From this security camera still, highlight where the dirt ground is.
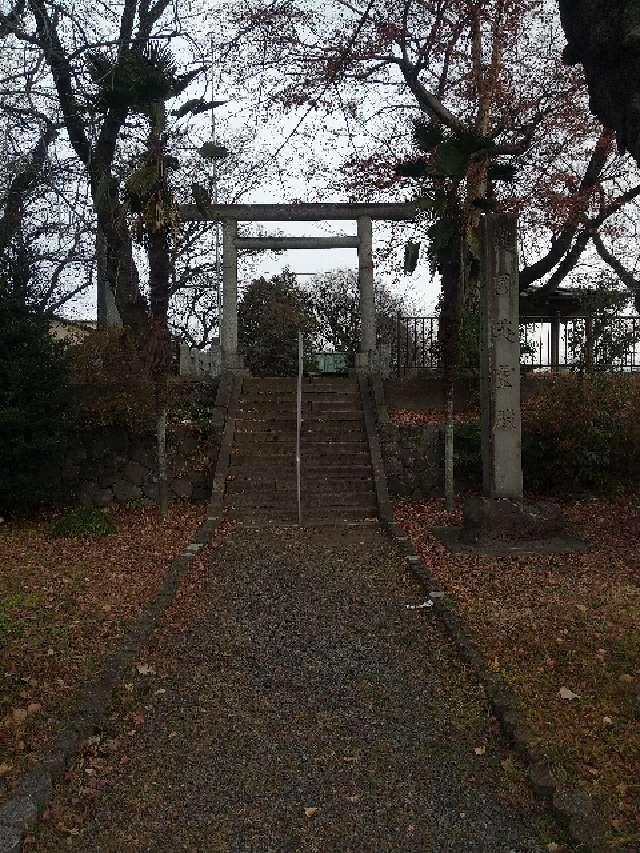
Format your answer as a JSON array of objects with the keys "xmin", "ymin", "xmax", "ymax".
[
  {"xmin": 0, "ymin": 503, "xmax": 204, "ymax": 803},
  {"xmin": 395, "ymin": 496, "xmax": 640, "ymax": 849}
]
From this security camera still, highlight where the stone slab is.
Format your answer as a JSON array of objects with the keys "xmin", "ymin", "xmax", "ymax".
[
  {"xmin": 432, "ymin": 526, "xmax": 588, "ymax": 555},
  {"xmin": 462, "ymin": 496, "xmax": 565, "ymax": 542}
]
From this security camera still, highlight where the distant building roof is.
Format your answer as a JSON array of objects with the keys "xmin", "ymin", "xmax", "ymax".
[{"xmin": 49, "ymin": 315, "xmax": 96, "ymax": 343}]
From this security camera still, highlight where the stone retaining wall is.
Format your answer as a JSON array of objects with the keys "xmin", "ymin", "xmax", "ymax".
[{"xmin": 61, "ymin": 424, "xmax": 219, "ymax": 508}]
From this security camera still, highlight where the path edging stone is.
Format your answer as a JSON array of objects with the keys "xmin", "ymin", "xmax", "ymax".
[
  {"xmin": 358, "ymin": 372, "xmax": 394, "ymax": 524},
  {"xmin": 0, "ymin": 381, "xmax": 239, "ymax": 853}
]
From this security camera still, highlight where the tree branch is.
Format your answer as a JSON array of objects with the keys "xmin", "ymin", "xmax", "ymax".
[
  {"xmin": 0, "ymin": 121, "xmax": 57, "ymax": 257},
  {"xmin": 541, "ymin": 230, "xmax": 590, "ymax": 293},
  {"xmin": 29, "ymin": 0, "xmax": 91, "ymax": 165},
  {"xmin": 592, "ymin": 232, "xmax": 640, "ymax": 308},
  {"xmin": 520, "ymin": 128, "xmax": 614, "ymax": 288}
]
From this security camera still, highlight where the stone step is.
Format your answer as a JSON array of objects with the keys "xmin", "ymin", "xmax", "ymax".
[
  {"xmin": 236, "ymin": 412, "xmax": 363, "ymax": 423},
  {"xmin": 229, "ymin": 507, "xmax": 379, "ymax": 524},
  {"xmin": 226, "ymin": 493, "xmax": 376, "ymax": 509},
  {"xmin": 232, "ymin": 457, "xmax": 372, "ymax": 471},
  {"xmin": 303, "ymin": 464, "xmax": 374, "ymax": 476},
  {"xmin": 227, "ymin": 471, "xmax": 374, "ymax": 487},
  {"xmin": 241, "ymin": 386, "xmax": 359, "ymax": 395},
  {"xmin": 239, "ymin": 389, "xmax": 360, "ymax": 400},
  {"xmin": 236, "ymin": 410, "xmax": 361, "ymax": 421},
  {"xmin": 226, "ymin": 478, "xmax": 375, "ymax": 495},
  {"xmin": 233, "ymin": 440, "xmax": 369, "ymax": 455},
  {"xmin": 302, "ymin": 428, "xmax": 368, "ymax": 438}
]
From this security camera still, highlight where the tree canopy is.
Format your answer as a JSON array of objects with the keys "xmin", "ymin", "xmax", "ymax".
[{"xmin": 560, "ymin": 1, "xmax": 640, "ymax": 166}]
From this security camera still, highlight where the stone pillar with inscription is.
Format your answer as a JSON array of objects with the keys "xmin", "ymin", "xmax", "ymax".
[
  {"xmin": 479, "ymin": 214, "xmax": 523, "ymax": 499},
  {"xmin": 434, "ymin": 213, "xmax": 581, "ymax": 551}
]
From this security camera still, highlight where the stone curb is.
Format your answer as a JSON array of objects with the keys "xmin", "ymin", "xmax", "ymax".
[
  {"xmin": 0, "ymin": 381, "xmax": 240, "ymax": 853},
  {"xmin": 385, "ymin": 519, "xmax": 609, "ymax": 853},
  {"xmin": 209, "ymin": 372, "xmax": 242, "ymax": 518},
  {"xmin": 358, "ymin": 373, "xmax": 394, "ymax": 525}
]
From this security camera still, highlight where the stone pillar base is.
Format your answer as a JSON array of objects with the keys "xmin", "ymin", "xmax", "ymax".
[{"xmin": 461, "ymin": 497, "xmax": 564, "ymax": 545}]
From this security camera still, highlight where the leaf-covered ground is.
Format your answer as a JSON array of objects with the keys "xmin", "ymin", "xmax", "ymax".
[
  {"xmin": 0, "ymin": 502, "xmax": 204, "ymax": 801},
  {"xmin": 394, "ymin": 497, "xmax": 640, "ymax": 848},
  {"xmin": 28, "ymin": 525, "xmax": 560, "ymax": 851}
]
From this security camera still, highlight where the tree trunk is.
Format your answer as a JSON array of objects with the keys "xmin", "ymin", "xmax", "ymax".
[
  {"xmin": 96, "ymin": 223, "xmax": 123, "ymax": 329},
  {"xmin": 436, "ymin": 205, "xmax": 463, "ymax": 509},
  {"xmin": 146, "ymin": 101, "xmax": 172, "ymax": 519},
  {"xmin": 91, "ymin": 169, "xmax": 149, "ymax": 336},
  {"xmin": 444, "ymin": 383, "xmax": 454, "ymax": 512},
  {"xmin": 156, "ymin": 407, "xmax": 168, "ymax": 518},
  {"xmin": 148, "ymin": 226, "xmax": 170, "ymax": 323}
]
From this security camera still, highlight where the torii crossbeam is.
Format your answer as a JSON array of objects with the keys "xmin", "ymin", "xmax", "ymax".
[{"xmin": 177, "ymin": 202, "xmax": 421, "ymax": 371}]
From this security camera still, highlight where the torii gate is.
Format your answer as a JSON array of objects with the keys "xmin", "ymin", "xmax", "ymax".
[{"xmin": 178, "ymin": 202, "xmax": 420, "ymax": 372}]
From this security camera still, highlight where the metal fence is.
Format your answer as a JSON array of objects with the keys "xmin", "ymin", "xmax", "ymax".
[{"xmin": 393, "ymin": 314, "xmax": 640, "ymax": 374}]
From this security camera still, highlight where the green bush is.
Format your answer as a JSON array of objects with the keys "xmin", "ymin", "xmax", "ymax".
[
  {"xmin": 168, "ymin": 377, "xmax": 219, "ymax": 426},
  {"xmin": 238, "ymin": 272, "xmax": 317, "ymax": 376},
  {"xmin": 0, "ymin": 275, "xmax": 73, "ymax": 517},
  {"xmin": 452, "ymin": 373, "xmax": 640, "ymax": 494},
  {"xmin": 522, "ymin": 373, "xmax": 640, "ymax": 493},
  {"xmin": 49, "ymin": 508, "xmax": 118, "ymax": 539}
]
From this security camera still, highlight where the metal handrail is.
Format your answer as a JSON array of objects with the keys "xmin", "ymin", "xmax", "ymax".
[{"xmin": 296, "ymin": 331, "xmax": 303, "ymax": 525}]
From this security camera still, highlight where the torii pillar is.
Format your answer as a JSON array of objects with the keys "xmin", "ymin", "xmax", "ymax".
[
  {"xmin": 356, "ymin": 216, "xmax": 375, "ymax": 369},
  {"xmin": 221, "ymin": 219, "xmax": 244, "ymax": 372}
]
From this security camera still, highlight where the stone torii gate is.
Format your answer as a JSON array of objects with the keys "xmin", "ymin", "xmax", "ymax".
[{"xmin": 178, "ymin": 202, "xmax": 420, "ymax": 372}]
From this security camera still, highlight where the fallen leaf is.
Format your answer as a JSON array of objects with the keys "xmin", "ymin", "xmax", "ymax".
[
  {"xmin": 304, "ymin": 807, "xmax": 318, "ymax": 817},
  {"xmin": 0, "ymin": 763, "xmax": 13, "ymax": 775},
  {"xmin": 558, "ymin": 687, "xmax": 579, "ymax": 701},
  {"xmin": 135, "ymin": 664, "xmax": 156, "ymax": 676},
  {"xmin": 474, "ymin": 746, "xmax": 486, "ymax": 755}
]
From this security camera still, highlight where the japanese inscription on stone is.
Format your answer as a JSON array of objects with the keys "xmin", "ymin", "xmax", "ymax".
[{"xmin": 480, "ymin": 214, "xmax": 523, "ymax": 498}]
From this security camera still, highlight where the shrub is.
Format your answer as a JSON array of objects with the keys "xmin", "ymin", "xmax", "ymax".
[
  {"xmin": 0, "ymin": 278, "xmax": 73, "ymax": 517},
  {"xmin": 168, "ymin": 376, "xmax": 219, "ymax": 426},
  {"xmin": 522, "ymin": 373, "xmax": 640, "ymax": 493},
  {"xmin": 238, "ymin": 272, "xmax": 318, "ymax": 376},
  {"xmin": 70, "ymin": 329, "xmax": 155, "ymax": 431},
  {"xmin": 49, "ymin": 508, "xmax": 118, "ymax": 539},
  {"xmin": 452, "ymin": 373, "xmax": 640, "ymax": 494}
]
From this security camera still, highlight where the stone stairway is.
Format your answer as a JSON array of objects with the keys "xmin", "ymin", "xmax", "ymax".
[{"xmin": 224, "ymin": 376, "xmax": 378, "ymax": 525}]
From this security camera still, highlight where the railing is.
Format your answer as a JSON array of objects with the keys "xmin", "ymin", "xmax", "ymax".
[
  {"xmin": 521, "ymin": 315, "xmax": 640, "ymax": 371},
  {"xmin": 394, "ymin": 314, "xmax": 640, "ymax": 374},
  {"xmin": 395, "ymin": 315, "xmax": 439, "ymax": 373},
  {"xmin": 296, "ymin": 330, "xmax": 303, "ymax": 525}
]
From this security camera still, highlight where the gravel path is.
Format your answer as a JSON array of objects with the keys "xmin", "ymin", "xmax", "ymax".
[{"xmin": 33, "ymin": 525, "xmax": 553, "ymax": 852}]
